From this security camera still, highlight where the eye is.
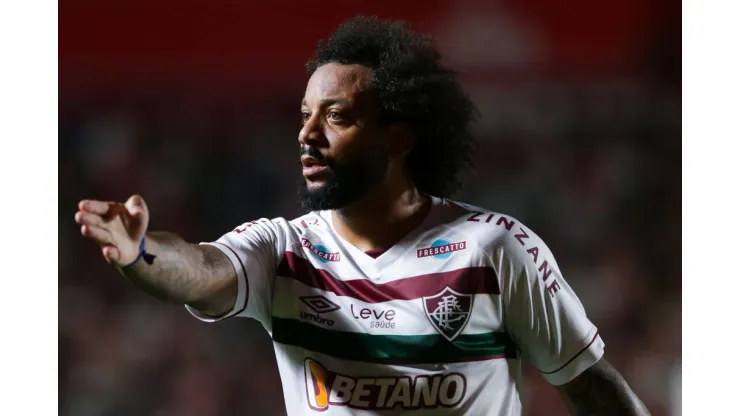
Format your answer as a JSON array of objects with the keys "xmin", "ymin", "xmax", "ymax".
[
  {"xmin": 301, "ymin": 111, "xmax": 310, "ymax": 124},
  {"xmin": 328, "ymin": 111, "xmax": 342, "ymax": 121}
]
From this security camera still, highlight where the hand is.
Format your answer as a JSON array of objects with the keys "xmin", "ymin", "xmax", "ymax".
[{"xmin": 75, "ymin": 195, "xmax": 150, "ymax": 266}]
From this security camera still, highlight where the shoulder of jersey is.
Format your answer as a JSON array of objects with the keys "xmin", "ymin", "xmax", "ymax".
[
  {"xmin": 438, "ymin": 198, "xmax": 531, "ymax": 253},
  {"xmin": 234, "ymin": 212, "xmax": 329, "ymax": 234},
  {"xmin": 287, "ymin": 210, "xmax": 331, "ymax": 232}
]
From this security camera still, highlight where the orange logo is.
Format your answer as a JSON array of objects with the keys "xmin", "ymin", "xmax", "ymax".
[{"xmin": 304, "ymin": 359, "xmax": 330, "ymax": 411}]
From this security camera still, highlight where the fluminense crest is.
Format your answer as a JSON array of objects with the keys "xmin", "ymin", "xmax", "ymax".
[{"xmin": 422, "ymin": 286, "xmax": 473, "ymax": 341}]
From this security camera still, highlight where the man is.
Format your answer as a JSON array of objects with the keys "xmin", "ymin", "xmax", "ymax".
[{"xmin": 75, "ymin": 16, "xmax": 649, "ymax": 415}]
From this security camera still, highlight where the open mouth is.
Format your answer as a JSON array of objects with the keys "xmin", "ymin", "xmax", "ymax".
[{"xmin": 301, "ymin": 156, "xmax": 330, "ymax": 177}]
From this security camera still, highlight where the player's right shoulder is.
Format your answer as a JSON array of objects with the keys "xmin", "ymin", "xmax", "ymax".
[
  {"xmin": 230, "ymin": 216, "xmax": 289, "ymax": 233},
  {"xmin": 222, "ymin": 212, "xmax": 332, "ymax": 243}
]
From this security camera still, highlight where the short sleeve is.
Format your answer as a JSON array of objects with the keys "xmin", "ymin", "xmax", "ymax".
[
  {"xmin": 496, "ymin": 222, "xmax": 605, "ymax": 386},
  {"xmin": 185, "ymin": 218, "xmax": 289, "ymax": 329}
]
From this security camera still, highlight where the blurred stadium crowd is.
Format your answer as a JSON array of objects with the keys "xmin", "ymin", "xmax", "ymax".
[{"xmin": 59, "ymin": 1, "xmax": 680, "ymax": 415}]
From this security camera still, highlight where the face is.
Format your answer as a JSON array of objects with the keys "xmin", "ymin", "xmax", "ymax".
[{"xmin": 298, "ymin": 63, "xmax": 391, "ymax": 211}]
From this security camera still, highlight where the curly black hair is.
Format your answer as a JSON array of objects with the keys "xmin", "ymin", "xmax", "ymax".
[{"xmin": 306, "ymin": 16, "xmax": 479, "ymax": 197}]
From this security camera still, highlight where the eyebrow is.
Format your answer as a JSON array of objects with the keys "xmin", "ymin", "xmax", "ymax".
[{"xmin": 301, "ymin": 98, "xmax": 352, "ymax": 108}]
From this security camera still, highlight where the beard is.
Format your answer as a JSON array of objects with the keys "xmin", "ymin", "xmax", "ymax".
[{"xmin": 298, "ymin": 145, "xmax": 388, "ymax": 211}]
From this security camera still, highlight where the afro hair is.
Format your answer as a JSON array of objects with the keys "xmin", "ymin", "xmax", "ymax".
[{"xmin": 306, "ymin": 16, "xmax": 479, "ymax": 197}]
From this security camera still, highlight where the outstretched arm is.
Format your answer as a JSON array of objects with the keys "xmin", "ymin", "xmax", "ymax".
[
  {"xmin": 75, "ymin": 195, "xmax": 238, "ymax": 317},
  {"xmin": 121, "ymin": 231, "xmax": 237, "ymax": 316},
  {"xmin": 557, "ymin": 358, "xmax": 650, "ymax": 416}
]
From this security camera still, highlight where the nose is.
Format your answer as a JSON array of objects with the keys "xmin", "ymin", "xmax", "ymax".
[{"xmin": 298, "ymin": 113, "xmax": 326, "ymax": 147}]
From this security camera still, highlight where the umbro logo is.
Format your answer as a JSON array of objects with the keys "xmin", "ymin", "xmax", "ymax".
[
  {"xmin": 299, "ymin": 295, "xmax": 341, "ymax": 314},
  {"xmin": 299, "ymin": 295, "xmax": 339, "ymax": 326}
]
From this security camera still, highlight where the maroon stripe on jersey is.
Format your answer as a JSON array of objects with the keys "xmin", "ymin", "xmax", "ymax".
[
  {"xmin": 540, "ymin": 332, "xmax": 600, "ymax": 375},
  {"xmin": 276, "ymin": 251, "xmax": 500, "ymax": 303}
]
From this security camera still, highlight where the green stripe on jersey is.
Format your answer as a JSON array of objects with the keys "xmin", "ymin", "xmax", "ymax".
[{"xmin": 271, "ymin": 317, "xmax": 518, "ymax": 364}]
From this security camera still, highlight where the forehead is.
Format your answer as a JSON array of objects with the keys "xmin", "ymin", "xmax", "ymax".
[{"xmin": 303, "ymin": 63, "xmax": 372, "ymax": 105}]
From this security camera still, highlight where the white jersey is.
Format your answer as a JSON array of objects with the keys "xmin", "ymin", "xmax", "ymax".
[{"xmin": 186, "ymin": 196, "xmax": 604, "ymax": 415}]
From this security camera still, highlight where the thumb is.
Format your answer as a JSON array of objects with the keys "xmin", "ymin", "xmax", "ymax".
[
  {"xmin": 125, "ymin": 194, "xmax": 148, "ymax": 218},
  {"xmin": 124, "ymin": 194, "xmax": 149, "ymax": 239}
]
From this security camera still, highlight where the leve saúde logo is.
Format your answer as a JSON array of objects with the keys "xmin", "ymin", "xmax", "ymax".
[{"xmin": 422, "ymin": 286, "xmax": 473, "ymax": 341}]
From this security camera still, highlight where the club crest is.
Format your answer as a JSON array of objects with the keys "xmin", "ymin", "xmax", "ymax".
[{"xmin": 422, "ymin": 286, "xmax": 473, "ymax": 341}]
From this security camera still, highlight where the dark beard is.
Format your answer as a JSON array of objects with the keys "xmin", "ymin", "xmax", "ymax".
[{"xmin": 298, "ymin": 148, "xmax": 388, "ymax": 211}]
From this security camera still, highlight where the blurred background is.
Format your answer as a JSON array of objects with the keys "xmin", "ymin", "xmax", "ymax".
[{"xmin": 59, "ymin": 0, "xmax": 681, "ymax": 415}]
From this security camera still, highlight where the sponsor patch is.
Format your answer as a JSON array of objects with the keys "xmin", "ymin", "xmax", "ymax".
[
  {"xmin": 350, "ymin": 304, "xmax": 397, "ymax": 329},
  {"xmin": 302, "ymin": 238, "xmax": 340, "ymax": 262},
  {"xmin": 304, "ymin": 358, "xmax": 466, "ymax": 411},
  {"xmin": 416, "ymin": 240, "xmax": 467, "ymax": 259}
]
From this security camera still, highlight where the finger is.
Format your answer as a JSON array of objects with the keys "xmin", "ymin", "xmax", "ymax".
[
  {"xmin": 75, "ymin": 211, "xmax": 105, "ymax": 227},
  {"xmin": 102, "ymin": 245, "xmax": 121, "ymax": 264},
  {"xmin": 79, "ymin": 200, "xmax": 112, "ymax": 215},
  {"xmin": 80, "ymin": 224, "xmax": 114, "ymax": 246},
  {"xmin": 125, "ymin": 194, "xmax": 147, "ymax": 217}
]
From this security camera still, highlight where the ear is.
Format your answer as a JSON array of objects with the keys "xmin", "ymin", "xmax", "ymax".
[{"xmin": 386, "ymin": 123, "xmax": 415, "ymax": 156}]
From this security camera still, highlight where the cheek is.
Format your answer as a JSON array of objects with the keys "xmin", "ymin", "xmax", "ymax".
[{"xmin": 326, "ymin": 127, "xmax": 368, "ymax": 163}]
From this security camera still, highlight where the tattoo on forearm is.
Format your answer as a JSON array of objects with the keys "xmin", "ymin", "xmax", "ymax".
[
  {"xmin": 120, "ymin": 231, "xmax": 235, "ymax": 310},
  {"xmin": 557, "ymin": 358, "xmax": 650, "ymax": 416}
]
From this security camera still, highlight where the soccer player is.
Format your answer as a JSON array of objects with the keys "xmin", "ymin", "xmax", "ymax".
[{"xmin": 74, "ymin": 16, "xmax": 649, "ymax": 415}]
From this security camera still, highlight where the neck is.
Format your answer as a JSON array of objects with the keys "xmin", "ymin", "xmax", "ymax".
[{"xmin": 332, "ymin": 184, "xmax": 431, "ymax": 252}]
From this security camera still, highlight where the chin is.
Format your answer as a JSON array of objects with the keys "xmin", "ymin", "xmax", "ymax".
[
  {"xmin": 304, "ymin": 179, "xmax": 328, "ymax": 190},
  {"xmin": 298, "ymin": 178, "xmax": 348, "ymax": 211},
  {"xmin": 303, "ymin": 176, "xmax": 322, "ymax": 185}
]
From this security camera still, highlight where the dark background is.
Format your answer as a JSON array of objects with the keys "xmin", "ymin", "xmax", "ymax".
[{"xmin": 59, "ymin": 1, "xmax": 681, "ymax": 415}]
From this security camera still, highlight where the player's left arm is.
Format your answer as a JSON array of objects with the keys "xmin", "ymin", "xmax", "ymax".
[
  {"xmin": 495, "ymin": 219, "xmax": 649, "ymax": 415},
  {"xmin": 557, "ymin": 357, "xmax": 650, "ymax": 415}
]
